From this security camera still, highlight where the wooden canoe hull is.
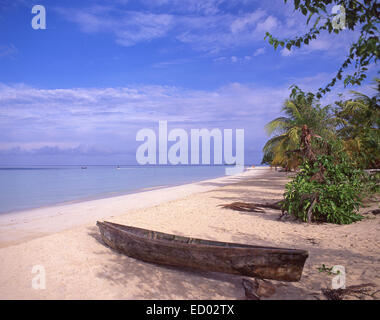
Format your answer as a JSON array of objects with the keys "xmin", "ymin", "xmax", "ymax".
[{"xmin": 96, "ymin": 221, "xmax": 308, "ymax": 282}]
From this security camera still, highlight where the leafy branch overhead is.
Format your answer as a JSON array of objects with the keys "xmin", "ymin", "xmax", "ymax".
[{"xmin": 264, "ymin": 0, "xmax": 379, "ymax": 98}]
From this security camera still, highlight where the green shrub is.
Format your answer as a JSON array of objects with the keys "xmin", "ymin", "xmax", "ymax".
[{"xmin": 283, "ymin": 155, "xmax": 365, "ymax": 224}]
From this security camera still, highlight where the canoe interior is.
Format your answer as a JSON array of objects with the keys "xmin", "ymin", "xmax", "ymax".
[
  {"xmin": 97, "ymin": 221, "xmax": 308, "ymax": 255},
  {"xmin": 96, "ymin": 221, "xmax": 309, "ymax": 282}
]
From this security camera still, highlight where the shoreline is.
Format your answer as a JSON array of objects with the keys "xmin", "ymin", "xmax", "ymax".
[
  {"xmin": 0, "ymin": 166, "xmax": 378, "ymax": 300},
  {"xmin": 0, "ymin": 165, "xmax": 238, "ymax": 216},
  {"xmin": 0, "ymin": 167, "xmax": 266, "ymax": 248},
  {"xmin": 0, "ymin": 184, "xmax": 169, "ymax": 216}
]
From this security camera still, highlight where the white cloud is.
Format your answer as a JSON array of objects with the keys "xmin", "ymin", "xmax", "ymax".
[
  {"xmin": 56, "ymin": 5, "xmax": 295, "ymax": 53},
  {"xmin": 152, "ymin": 58, "xmax": 191, "ymax": 68},
  {"xmin": 281, "ymin": 48, "xmax": 292, "ymax": 56},
  {"xmin": 1, "ymin": 75, "xmax": 372, "ymax": 158},
  {"xmin": 253, "ymin": 47, "xmax": 266, "ymax": 56},
  {"xmin": 213, "ymin": 56, "xmax": 227, "ymax": 63},
  {"xmin": 0, "ymin": 44, "xmax": 17, "ymax": 59},
  {"xmin": 230, "ymin": 10, "xmax": 266, "ymax": 33},
  {"xmin": 57, "ymin": 7, "xmax": 174, "ymax": 46},
  {"xmin": 140, "ymin": 0, "xmax": 226, "ymax": 15},
  {"xmin": 0, "ymin": 82, "xmax": 292, "ymax": 151},
  {"xmin": 116, "ymin": 12, "xmax": 173, "ymax": 46},
  {"xmin": 213, "ymin": 46, "xmax": 266, "ymax": 63},
  {"xmin": 255, "ymin": 15, "xmax": 278, "ymax": 34},
  {"xmin": 50, "ymin": 1, "xmax": 361, "ymax": 60},
  {"xmin": 55, "ymin": 0, "xmax": 357, "ymax": 61}
]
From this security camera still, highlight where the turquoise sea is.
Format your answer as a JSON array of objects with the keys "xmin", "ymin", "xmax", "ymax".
[{"xmin": 0, "ymin": 165, "xmax": 229, "ymax": 214}]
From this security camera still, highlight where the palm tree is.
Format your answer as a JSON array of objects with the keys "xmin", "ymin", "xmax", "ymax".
[
  {"xmin": 262, "ymin": 91, "xmax": 335, "ymax": 170},
  {"xmin": 335, "ymin": 79, "xmax": 380, "ymax": 168}
]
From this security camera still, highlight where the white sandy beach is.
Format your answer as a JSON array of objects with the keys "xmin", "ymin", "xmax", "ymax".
[{"xmin": 0, "ymin": 167, "xmax": 379, "ymax": 300}]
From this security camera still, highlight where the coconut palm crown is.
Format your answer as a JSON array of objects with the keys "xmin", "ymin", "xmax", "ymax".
[{"xmin": 262, "ymin": 90, "xmax": 336, "ymax": 170}]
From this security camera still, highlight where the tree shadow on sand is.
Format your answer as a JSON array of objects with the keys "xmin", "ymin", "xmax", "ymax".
[
  {"xmin": 226, "ymin": 229, "xmax": 379, "ymax": 299},
  {"xmin": 87, "ymin": 226, "xmax": 316, "ymax": 300},
  {"xmin": 207, "ymin": 173, "xmax": 291, "ymax": 207},
  {"xmin": 87, "ymin": 226, "xmax": 247, "ymax": 299},
  {"xmin": 197, "ymin": 171, "xmax": 291, "ymax": 189}
]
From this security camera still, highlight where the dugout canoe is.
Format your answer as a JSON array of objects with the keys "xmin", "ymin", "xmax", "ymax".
[{"xmin": 96, "ymin": 221, "xmax": 308, "ymax": 282}]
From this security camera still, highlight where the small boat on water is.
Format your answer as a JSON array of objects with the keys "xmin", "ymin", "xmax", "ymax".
[{"xmin": 96, "ymin": 221, "xmax": 308, "ymax": 282}]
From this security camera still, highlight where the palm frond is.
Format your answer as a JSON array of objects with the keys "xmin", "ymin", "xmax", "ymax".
[
  {"xmin": 283, "ymin": 100, "xmax": 302, "ymax": 122},
  {"xmin": 262, "ymin": 134, "xmax": 287, "ymax": 152},
  {"xmin": 265, "ymin": 117, "xmax": 291, "ymax": 136}
]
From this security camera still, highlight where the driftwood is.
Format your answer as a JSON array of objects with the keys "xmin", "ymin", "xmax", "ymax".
[
  {"xmin": 322, "ymin": 283, "xmax": 378, "ymax": 300},
  {"xmin": 363, "ymin": 209, "xmax": 380, "ymax": 215},
  {"xmin": 97, "ymin": 221, "xmax": 309, "ymax": 282},
  {"xmin": 220, "ymin": 201, "xmax": 283, "ymax": 213},
  {"xmin": 242, "ymin": 278, "xmax": 276, "ymax": 300}
]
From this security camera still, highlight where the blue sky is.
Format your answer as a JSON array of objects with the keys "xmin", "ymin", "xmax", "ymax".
[{"xmin": 0, "ymin": 0, "xmax": 378, "ymax": 165}]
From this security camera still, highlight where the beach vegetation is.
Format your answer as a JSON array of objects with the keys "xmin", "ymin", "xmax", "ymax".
[
  {"xmin": 282, "ymin": 153, "xmax": 365, "ymax": 224},
  {"xmin": 264, "ymin": 84, "xmax": 379, "ymax": 224},
  {"xmin": 318, "ymin": 264, "xmax": 341, "ymax": 275}
]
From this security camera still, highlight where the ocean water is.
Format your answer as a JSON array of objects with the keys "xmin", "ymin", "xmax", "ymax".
[{"xmin": 0, "ymin": 165, "xmax": 228, "ymax": 214}]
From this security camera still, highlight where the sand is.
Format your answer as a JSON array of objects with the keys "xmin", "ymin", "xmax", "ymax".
[{"xmin": 0, "ymin": 167, "xmax": 379, "ymax": 300}]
